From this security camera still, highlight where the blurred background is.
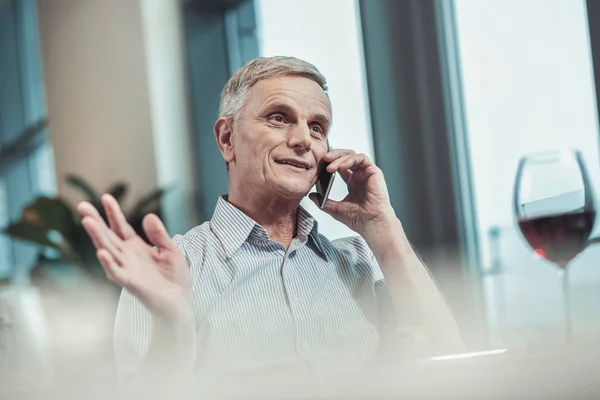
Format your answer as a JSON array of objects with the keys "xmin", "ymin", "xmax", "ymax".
[{"xmin": 2, "ymin": 0, "xmax": 600, "ymax": 388}]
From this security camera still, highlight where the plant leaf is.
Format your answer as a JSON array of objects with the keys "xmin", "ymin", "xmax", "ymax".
[
  {"xmin": 128, "ymin": 186, "xmax": 172, "ymax": 219},
  {"xmin": 4, "ymin": 221, "xmax": 70, "ymax": 256},
  {"xmin": 106, "ymin": 182, "xmax": 128, "ymax": 203},
  {"xmin": 20, "ymin": 197, "xmax": 77, "ymax": 238},
  {"xmin": 65, "ymin": 174, "xmax": 101, "ymax": 206}
]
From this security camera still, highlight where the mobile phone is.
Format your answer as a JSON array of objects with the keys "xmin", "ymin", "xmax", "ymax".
[{"xmin": 316, "ymin": 141, "xmax": 335, "ymax": 209}]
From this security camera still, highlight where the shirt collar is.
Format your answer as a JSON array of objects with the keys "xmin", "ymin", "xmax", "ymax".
[
  {"xmin": 209, "ymin": 196, "xmax": 329, "ymax": 261},
  {"xmin": 209, "ymin": 196, "xmax": 257, "ymax": 259},
  {"xmin": 296, "ymin": 205, "xmax": 329, "ymax": 261}
]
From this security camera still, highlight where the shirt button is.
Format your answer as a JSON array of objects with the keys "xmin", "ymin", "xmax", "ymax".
[{"xmin": 302, "ymin": 343, "xmax": 311, "ymax": 352}]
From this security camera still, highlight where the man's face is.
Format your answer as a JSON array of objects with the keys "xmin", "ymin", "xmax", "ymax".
[{"xmin": 229, "ymin": 76, "xmax": 332, "ymax": 199}]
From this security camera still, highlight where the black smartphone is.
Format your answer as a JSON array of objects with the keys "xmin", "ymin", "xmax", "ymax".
[{"xmin": 316, "ymin": 141, "xmax": 335, "ymax": 209}]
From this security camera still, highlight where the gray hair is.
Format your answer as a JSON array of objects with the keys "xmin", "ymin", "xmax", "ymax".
[{"xmin": 219, "ymin": 56, "xmax": 329, "ymax": 122}]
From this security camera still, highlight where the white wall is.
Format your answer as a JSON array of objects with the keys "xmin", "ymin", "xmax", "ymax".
[
  {"xmin": 38, "ymin": 0, "xmax": 157, "ymax": 208},
  {"xmin": 37, "ymin": 0, "xmax": 198, "ymax": 234},
  {"xmin": 256, "ymin": 0, "xmax": 374, "ymax": 240},
  {"xmin": 139, "ymin": 0, "xmax": 199, "ymax": 235}
]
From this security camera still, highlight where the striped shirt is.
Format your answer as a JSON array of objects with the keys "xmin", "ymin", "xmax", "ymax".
[{"xmin": 114, "ymin": 196, "xmax": 397, "ymax": 378}]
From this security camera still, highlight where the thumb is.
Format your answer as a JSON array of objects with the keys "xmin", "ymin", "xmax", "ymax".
[{"xmin": 142, "ymin": 213, "xmax": 174, "ymax": 251}]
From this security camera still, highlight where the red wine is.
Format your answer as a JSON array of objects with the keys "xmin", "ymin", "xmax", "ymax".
[{"xmin": 518, "ymin": 211, "xmax": 596, "ymax": 268}]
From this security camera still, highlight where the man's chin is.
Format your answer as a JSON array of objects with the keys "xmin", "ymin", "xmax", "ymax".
[{"xmin": 269, "ymin": 181, "xmax": 312, "ymax": 200}]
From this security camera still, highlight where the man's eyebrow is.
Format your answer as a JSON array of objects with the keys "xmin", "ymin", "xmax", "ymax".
[
  {"xmin": 263, "ymin": 102, "xmax": 331, "ymax": 129},
  {"xmin": 311, "ymin": 113, "xmax": 331, "ymax": 130},
  {"xmin": 263, "ymin": 102, "xmax": 297, "ymax": 116}
]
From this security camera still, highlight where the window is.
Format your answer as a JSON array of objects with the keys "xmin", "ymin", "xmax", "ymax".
[
  {"xmin": 255, "ymin": 0, "xmax": 373, "ymax": 240},
  {"xmin": 0, "ymin": 0, "xmax": 55, "ymax": 279},
  {"xmin": 454, "ymin": 0, "xmax": 600, "ymax": 346}
]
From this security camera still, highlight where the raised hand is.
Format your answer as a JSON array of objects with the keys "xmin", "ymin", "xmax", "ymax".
[
  {"xmin": 78, "ymin": 194, "xmax": 192, "ymax": 321},
  {"xmin": 310, "ymin": 149, "xmax": 394, "ymax": 236}
]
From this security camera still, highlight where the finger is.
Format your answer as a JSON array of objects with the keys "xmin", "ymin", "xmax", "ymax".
[
  {"xmin": 330, "ymin": 153, "xmax": 372, "ymax": 174},
  {"xmin": 97, "ymin": 248, "xmax": 128, "ymax": 286},
  {"xmin": 326, "ymin": 154, "xmax": 354, "ymax": 173},
  {"xmin": 322, "ymin": 149, "xmax": 355, "ymax": 163},
  {"xmin": 77, "ymin": 201, "xmax": 104, "ymax": 223},
  {"xmin": 152, "ymin": 243, "xmax": 185, "ymax": 267},
  {"xmin": 82, "ymin": 217, "xmax": 124, "ymax": 259},
  {"xmin": 78, "ymin": 201, "xmax": 112, "ymax": 249},
  {"xmin": 102, "ymin": 194, "xmax": 136, "ymax": 240},
  {"xmin": 81, "ymin": 217, "xmax": 124, "ymax": 263},
  {"xmin": 346, "ymin": 154, "xmax": 371, "ymax": 172},
  {"xmin": 338, "ymin": 168, "xmax": 353, "ymax": 183},
  {"xmin": 325, "ymin": 157, "xmax": 353, "ymax": 183},
  {"xmin": 143, "ymin": 213, "xmax": 175, "ymax": 251},
  {"xmin": 80, "ymin": 216, "xmax": 103, "ymax": 251},
  {"xmin": 78, "ymin": 204, "xmax": 102, "ymax": 249},
  {"xmin": 77, "ymin": 201, "xmax": 108, "ymax": 229}
]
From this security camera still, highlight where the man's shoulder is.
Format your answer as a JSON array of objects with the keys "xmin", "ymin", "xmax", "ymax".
[
  {"xmin": 319, "ymin": 233, "xmax": 383, "ymax": 282},
  {"xmin": 320, "ymin": 234, "xmax": 374, "ymax": 260},
  {"xmin": 171, "ymin": 221, "xmax": 212, "ymax": 254}
]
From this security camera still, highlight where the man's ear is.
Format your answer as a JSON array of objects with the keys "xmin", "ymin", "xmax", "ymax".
[{"xmin": 214, "ymin": 117, "xmax": 235, "ymax": 165}]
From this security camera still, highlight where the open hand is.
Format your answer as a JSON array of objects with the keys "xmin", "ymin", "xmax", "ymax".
[{"xmin": 78, "ymin": 194, "xmax": 192, "ymax": 320}]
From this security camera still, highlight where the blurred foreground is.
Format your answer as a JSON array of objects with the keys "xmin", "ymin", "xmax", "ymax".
[
  {"xmin": 1, "ymin": 258, "xmax": 600, "ymax": 399},
  {"xmin": 2, "ymin": 334, "xmax": 600, "ymax": 399}
]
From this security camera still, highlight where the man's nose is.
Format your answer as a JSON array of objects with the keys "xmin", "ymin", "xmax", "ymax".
[{"xmin": 288, "ymin": 124, "xmax": 312, "ymax": 152}]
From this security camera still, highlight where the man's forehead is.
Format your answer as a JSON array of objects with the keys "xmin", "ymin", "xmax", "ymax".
[{"xmin": 252, "ymin": 77, "xmax": 332, "ymax": 115}]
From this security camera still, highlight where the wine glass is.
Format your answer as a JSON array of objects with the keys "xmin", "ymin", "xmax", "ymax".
[{"xmin": 514, "ymin": 148, "xmax": 596, "ymax": 342}]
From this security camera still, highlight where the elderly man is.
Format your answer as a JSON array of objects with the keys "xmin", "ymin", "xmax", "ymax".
[{"xmin": 78, "ymin": 56, "xmax": 463, "ymax": 380}]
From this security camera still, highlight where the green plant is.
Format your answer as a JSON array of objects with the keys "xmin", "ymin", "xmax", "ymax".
[{"xmin": 4, "ymin": 174, "xmax": 169, "ymax": 276}]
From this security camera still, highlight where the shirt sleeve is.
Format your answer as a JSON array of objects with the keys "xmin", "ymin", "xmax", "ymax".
[
  {"xmin": 113, "ymin": 288, "xmax": 153, "ymax": 377},
  {"xmin": 113, "ymin": 235, "xmax": 191, "ymax": 378},
  {"xmin": 369, "ymin": 253, "xmax": 398, "ymax": 343},
  {"xmin": 368, "ymin": 247, "xmax": 438, "ymax": 360}
]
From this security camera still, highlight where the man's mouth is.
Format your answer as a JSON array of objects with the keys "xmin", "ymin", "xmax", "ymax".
[{"xmin": 274, "ymin": 159, "xmax": 311, "ymax": 170}]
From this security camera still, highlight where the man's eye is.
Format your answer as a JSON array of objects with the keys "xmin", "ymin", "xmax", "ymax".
[
  {"xmin": 270, "ymin": 114, "xmax": 285, "ymax": 123},
  {"xmin": 311, "ymin": 125, "xmax": 324, "ymax": 135}
]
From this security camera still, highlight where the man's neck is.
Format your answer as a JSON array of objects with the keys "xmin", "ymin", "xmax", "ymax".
[{"xmin": 226, "ymin": 191, "xmax": 300, "ymax": 249}]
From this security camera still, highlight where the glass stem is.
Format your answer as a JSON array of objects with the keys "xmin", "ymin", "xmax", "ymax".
[{"xmin": 558, "ymin": 267, "xmax": 572, "ymax": 343}]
